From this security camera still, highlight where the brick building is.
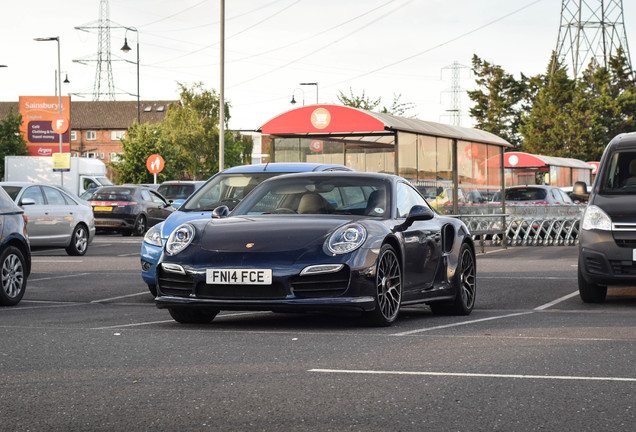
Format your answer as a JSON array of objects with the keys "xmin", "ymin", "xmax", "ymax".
[{"xmin": 0, "ymin": 100, "xmax": 177, "ymax": 164}]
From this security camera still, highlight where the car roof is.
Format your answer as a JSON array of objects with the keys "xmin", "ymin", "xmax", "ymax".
[
  {"xmin": 159, "ymin": 180, "xmax": 204, "ymax": 185},
  {"xmin": 220, "ymin": 162, "xmax": 353, "ymax": 174},
  {"xmin": 0, "ymin": 181, "xmax": 66, "ymax": 189},
  {"xmin": 255, "ymin": 170, "xmax": 399, "ymax": 182}
]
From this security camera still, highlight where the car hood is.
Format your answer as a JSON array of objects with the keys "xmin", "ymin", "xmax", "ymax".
[
  {"xmin": 161, "ymin": 210, "xmax": 213, "ymax": 238},
  {"xmin": 198, "ymin": 216, "xmax": 355, "ymax": 253},
  {"xmin": 592, "ymin": 194, "xmax": 636, "ymax": 222}
]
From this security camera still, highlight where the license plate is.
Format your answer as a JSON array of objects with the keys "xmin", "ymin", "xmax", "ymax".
[
  {"xmin": 206, "ymin": 269, "xmax": 272, "ymax": 285},
  {"xmin": 94, "ymin": 206, "xmax": 113, "ymax": 211},
  {"xmin": 633, "ymin": 249, "xmax": 636, "ymax": 261}
]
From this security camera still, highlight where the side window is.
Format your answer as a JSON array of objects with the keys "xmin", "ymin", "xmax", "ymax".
[
  {"xmin": 22, "ymin": 186, "xmax": 45, "ymax": 205},
  {"xmin": 140, "ymin": 190, "xmax": 152, "ymax": 201},
  {"xmin": 150, "ymin": 191, "xmax": 168, "ymax": 205},
  {"xmin": 42, "ymin": 187, "xmax": 67, "ymax": 205},
  {"xmin": 396, "ymin": 182, "xmax": 428, "ymax": 218}
]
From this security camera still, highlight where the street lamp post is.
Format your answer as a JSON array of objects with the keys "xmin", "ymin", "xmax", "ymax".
[
  {"xmin": 300, "ymin": 82, "xmax": 318, "ymax": 104},
  {"xmin": 121, "ymin": 27, "xmax": 140, "ymax": 123},
  {"xmin": 34, "ymin": 36, "xmax": 64, "ymax": 186},
  {"xmin": 290, "ymin": 88, "xmax": 305, "ymax": 106}
]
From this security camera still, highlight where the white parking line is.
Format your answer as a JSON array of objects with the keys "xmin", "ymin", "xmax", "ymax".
[
  {"xmin": 91, "ymin": 292, "xmax": 149, "ymax": 303},
  {"xmin": 534, "ymin": 291, "xmax": 580, "ymax": 310},
  {"xmin": 91, "ymin": 311, "xmax": 269, "ymax": 330},
  {"xmin": 393, "ymin": 311, "xmax": 533, "ymax": 336},
  {"xmin": 308, "ymin": 369, "xmax": 636, "ymax": 382},
  {"xmin": 30, "ymin": 273, "xmax": 91, "ymax": 282}
]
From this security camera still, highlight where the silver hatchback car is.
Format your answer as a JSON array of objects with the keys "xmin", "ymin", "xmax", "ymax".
[{"xmin": 0, "ymin": 182, "xmax": 96, "ymax": 256}]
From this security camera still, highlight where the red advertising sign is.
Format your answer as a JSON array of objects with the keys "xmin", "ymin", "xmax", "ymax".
[{"xmin": 19, "ymin": 96, "xmax": 71, "ymax": 156}]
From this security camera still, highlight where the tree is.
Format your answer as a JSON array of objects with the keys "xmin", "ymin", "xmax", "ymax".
[
  {"xmin": 467, "ymin": 55, "xmax": 527, "ymax": 148},
  {"xmin": 0, "ymin": 108, "xmax": 28, "ymax": 180},
  {"xmin": 111, "ymin": 122, "xmax": 180, "ymax": 184},
  {"xmin": 162, "ymin": 82, "xmax": 252, "ymax": 179},
  {"xmin": 519, "ymin": 54, "xmax": 577, "ymax": 157},
  {"xmin": 113, "ymin": 82, "xmax": 253, "ymax": 183},
  {"xmin": 337, "ymin": 88, "xmax": 416, "ymax": 117},
  {"xmin": 337, "ymin": 88, "xmax": 382, "ymax": 111}
]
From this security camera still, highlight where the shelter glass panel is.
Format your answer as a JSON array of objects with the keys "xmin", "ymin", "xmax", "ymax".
[{"xmin": 398, "ymin": 132, "xmax": 417, "ymax": 180}]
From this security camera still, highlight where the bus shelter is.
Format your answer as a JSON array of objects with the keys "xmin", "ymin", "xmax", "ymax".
[
  {"xmin": 503, "ymin": 152, "xmax": 593, "ymax": 187},
  {"xmin": 258, "ymin": 105, "xmax": 511, "ymax": 215}
]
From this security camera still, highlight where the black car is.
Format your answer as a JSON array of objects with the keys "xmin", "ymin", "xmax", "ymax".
[
  {"xmin": 154, "ymin": 172, "xmax": 476, "ymax": 326},
  {"xmin": 0, "ymin": 186, "xmax": 31, "ymax": 306},
  {"xmin": 578, "ymin": 132, "xmax": 636, "ymax": 302},
  {"xmin": 90, "ymin": 186, "xmax": 175, "ymax": 236}
]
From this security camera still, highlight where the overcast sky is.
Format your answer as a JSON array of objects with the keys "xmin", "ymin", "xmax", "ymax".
[{"xmin": 1, "ymin": 0, "xmax": 634, "ymax": 130}]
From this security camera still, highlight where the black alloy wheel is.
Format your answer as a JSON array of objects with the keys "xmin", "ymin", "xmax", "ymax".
[
  {"xmin": 431, "ymin": 243, "xmax": 476, "ymax": 315},
  {"xmin": 364, "ymin": 244, "xmax": 402, "ymax": 326}
]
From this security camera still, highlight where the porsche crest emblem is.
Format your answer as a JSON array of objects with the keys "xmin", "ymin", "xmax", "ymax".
[{"xmin": 246, "ymin": 243, "xmax": 255, "ymax": 249}]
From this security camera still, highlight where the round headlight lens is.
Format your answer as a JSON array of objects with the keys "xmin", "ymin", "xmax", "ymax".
[
  {"xmin": 582, "ymin": 205, "xmax": 612, "ymax": 231},
  {"xmin": 327, "ymin": 223, "xmax": 367, "ymax": 255},
  {"xmin": 165, "ymin": 224, "xmax": 195, "ymax": 255},
  {"xmin": 143, "ymin": 224, "xmax": 163, "ymax": 247}
]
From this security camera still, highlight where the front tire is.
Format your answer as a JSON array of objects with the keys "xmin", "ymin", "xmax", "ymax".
[
  {"xmin": 578, "ymin": 265, "xmax": 607, "ymax": 303},
  {"xmin": 168, "ymin": 307, "xmax": 219, "ymax": 324},
  {"xmin": 0, "ymin": 246, "xmax": 27, "ymax": 306},
  {"xmin": 65, "ymin": 224, "xmax": 89, "ymax": 256},
  {"xmin": 363, "ymin": 244, "xmax": 402, "ymax": 326}
]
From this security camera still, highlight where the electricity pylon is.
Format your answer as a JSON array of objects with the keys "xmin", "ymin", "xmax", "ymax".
[{"xmin": 553, "ymin": 0, "xmax": 632, "ymax": 77}]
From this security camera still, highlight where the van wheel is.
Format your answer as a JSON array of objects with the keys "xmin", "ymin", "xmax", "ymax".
[{"xmin": 578, "ymin": 265, "xmax": 607, "ymax": 303}]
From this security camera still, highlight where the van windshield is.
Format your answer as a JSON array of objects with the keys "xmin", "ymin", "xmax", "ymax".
[{"xmin": 600, "ymin": 150, "xmax": 636, "ymax": 194}]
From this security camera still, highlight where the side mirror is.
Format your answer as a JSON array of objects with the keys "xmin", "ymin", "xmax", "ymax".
[
  {"xmin": 20, "ymin": 198, "xmax": 36, "ymax": 206},
  {"xmin": 171, "ymin": 199, "xmax": 185, "ymax": 209},
  {"xmin": 572, "ymin": 181, "xmax": 590, "ymax": 202},
  {"xmin": 211, "ymin": 205, "xmax": 230, "ymax": 219},
  {"xmin": 402, "ymin": 204, "xmax": 434, "ymax": 228}
]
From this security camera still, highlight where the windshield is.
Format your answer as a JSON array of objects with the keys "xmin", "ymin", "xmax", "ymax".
[
  {"xmin": 182, "ymin": 172, "xmax": 289, "ymax": 211},
  {"xmin": 96, "ymin": 177, "xmax": 114, "ymax": 186},
  {"xmin": 232, "ymin": 175, "xmax": 387, "ymax": 217},
  {"xmin": 600, "ymin": 150, "xmax": 636, "ymax": 194},
  {"xmin": 505, "ymin": 187, "xmax": 547, "ymax": 201}
]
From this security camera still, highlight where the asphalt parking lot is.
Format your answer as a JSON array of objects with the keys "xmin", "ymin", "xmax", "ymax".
[{"xmin": 1, "ymin": 236, "xmax": 635, "ymax": 431}]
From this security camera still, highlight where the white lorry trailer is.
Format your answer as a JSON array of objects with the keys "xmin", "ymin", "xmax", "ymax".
[{"xmin": 3, "ymin": 156, "xmax": 113, "ymax": 196}]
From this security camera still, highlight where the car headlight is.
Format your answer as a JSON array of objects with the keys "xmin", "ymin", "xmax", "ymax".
[
  {"xmin": 165, "ymin": 224, "xmax": 195, "ymax": 255},
  {"xmin": 143, "ymin": 224, "xmax": 163, "ymax": 246},
  {"xmin": 582, "ymin": 205, "xmax": 612, "ymax": 231},
  {"xmin": 327, "ymin": 223, "xmax": 367, "ymax": 255}
]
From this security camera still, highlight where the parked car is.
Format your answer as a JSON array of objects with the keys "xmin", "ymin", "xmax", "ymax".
[
  {"xmin": 90, "ymin": 185, "xmax": 175, "ymax": 236},
  {"xmin": 0, "ymin": 186, "xmax": 31, "ymax": 306},
  {"xmin": 578, "ymin": 132, "xmax": 636, "ymax": 303},
  {"xmin": 141, "ymin": 163, "xmax": 353, "ymax": 295},
  {"xmin": 157, "ymin": 180, "xmax": 204, "ymax": 209},
  {"xmin": 493, "ymin": 185, "xmax": 574, "ymax": 205},
  {"xmin": 0, "ymin": 182, "xmax": 95, "ymax": 256},
  {"xmin": 154, "ymin": 172, "xmax": 476, "ymax": 326}
]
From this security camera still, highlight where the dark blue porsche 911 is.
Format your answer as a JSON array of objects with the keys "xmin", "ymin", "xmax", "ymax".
[{"xmin": 154, "ymin": 172, "xmax": 476, "ymax": 326}]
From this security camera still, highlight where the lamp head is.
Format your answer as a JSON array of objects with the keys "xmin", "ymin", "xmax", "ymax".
[{"xmin": 121, "ymin": 37, "xmax": 131, "ymax": 53}]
